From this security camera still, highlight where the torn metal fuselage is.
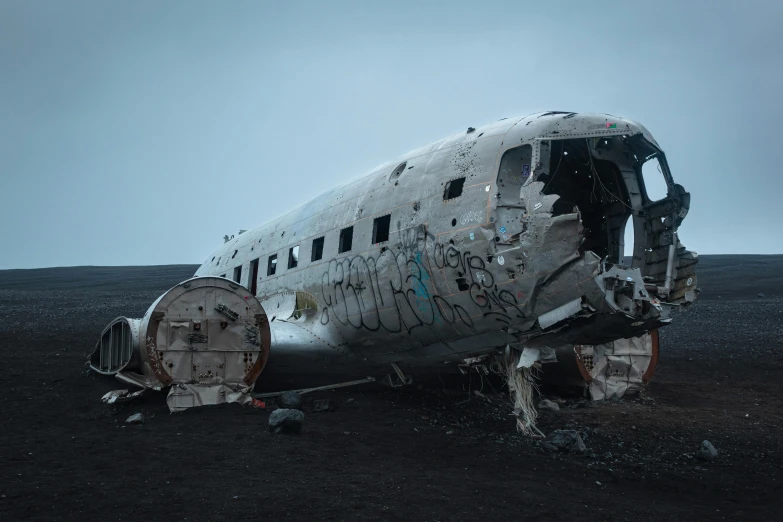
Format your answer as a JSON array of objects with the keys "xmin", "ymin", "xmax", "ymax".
[
  {"xmin": 490, "ymin": 115, "xmax": 695, "ymax": 348},
  {"xmin": 193, "ymin": 112, "xmax": 697, "ymax": 391},
  {"xmin": 92, "ymin": 111, "xmax": 697, "ymax": 411}
]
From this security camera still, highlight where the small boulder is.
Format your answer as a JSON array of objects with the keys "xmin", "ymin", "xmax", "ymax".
[
  {"xmin": 541, "ymin": 429, "xmax": 586, "ymax": 454},
  {"xmin": 538, "ymin": 399, "xmax": 560, "ymax": 412},
  {"xmin": 125, "ymin": 413, "xmax": 144, "ymax": 425},
  {"xmin": 312, "ymin": 399, "xmax": 330, "ymax": 412},
  {"xmin": 696, "ymin": 440, "xmax": 718, "ymax": 461},
  {"xmin": 278, "ymin": 391, "xmax": 302, "ymax": 410},
  {"xmin": 269, "ymin": 408, "xmax": 304, "ymax": 434}
]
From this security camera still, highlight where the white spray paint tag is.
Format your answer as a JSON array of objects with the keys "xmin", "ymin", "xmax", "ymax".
[
  {"xmin": 533, "ymin": 202, "xmax": 542, "ymax": 210},
  {"xmin": 497, "ymin": 255, "xmax": 505, "ymax": 265}
]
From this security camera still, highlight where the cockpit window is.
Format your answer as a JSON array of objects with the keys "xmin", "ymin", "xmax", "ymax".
[
  {"xmin": 641, "ymin": 156, "xmax": 668, "ymax": 202},
  {"xmin": 497, "ymin": 145, "xmax": 532, "ymax": 205}
]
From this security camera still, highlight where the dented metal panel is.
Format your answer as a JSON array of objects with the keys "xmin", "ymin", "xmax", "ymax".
[
  {"xmin": 95, "ymin": 111, "xmax": 697, "ymax": 419},
  {"xmin": 90, "ymin": 277, "xmax": 270, "ymax": 411}
]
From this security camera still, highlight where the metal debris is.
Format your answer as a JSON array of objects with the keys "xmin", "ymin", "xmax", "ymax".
[{"xmin": 101, "ymin": 389, "xmax": 145, "ymax": 404}]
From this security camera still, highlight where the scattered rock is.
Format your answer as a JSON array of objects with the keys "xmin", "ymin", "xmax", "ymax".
[
  {"xmin": 696, "ymin": 440, "xmax": 718, "ymax": 461},
  {"xmin": 604, "ymin": 451, "xmax": 613, "ymax": 459},
  {"xmin": 758, "ymin": 292, "xmax": 766, "ymax": 298},
  {"xmin": 125, "ymin": 413, "xmax": 144, "ymax": 425},
  {"xmin": 312, "ymin": 399, "xmax": 330, "ymax": 412},
  {"xmin": 541, "ymin": 430, "xmax": 586, "ymax": 454},
  {"xmin": 268, "ymin": 408, "xmax": 304, "ymax": 434},
  {"xmin": 278, "ymin": 391, "xmax": 302, "ymax": 410},
  {"xmin": 538, "ymin": 399, "xmax": 560, "ymax": 411}
]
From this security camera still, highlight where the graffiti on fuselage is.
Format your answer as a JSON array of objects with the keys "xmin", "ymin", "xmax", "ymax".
[{"xmin": 319, "ymin": 225, "xmax": 526, "ymax": 334}]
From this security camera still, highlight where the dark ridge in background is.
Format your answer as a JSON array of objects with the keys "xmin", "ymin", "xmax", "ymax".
[
  {"xmin": 0, "ymin": 255, "xmax": 780, "ymax": 298},
  {"xmin": 0, "ymin": 264, "xmax": 198, "ymax": 291},
  {"xmin": 694, "ymin": 255, "xmax": 783, "ymax": 299}
]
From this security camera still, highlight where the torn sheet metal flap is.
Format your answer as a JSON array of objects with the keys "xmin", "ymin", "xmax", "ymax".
[
  {"xmin": 517, "ymin": 347, "xmax": 540, "ymax": 369},
  {"xmin": 166, "ymin": 383, "xmax": 253, "ymax": 412},
  {"xmin": 101, "ymin": 389, "xmax": 145, "ymax": 404},
  {"xmin": 116, "ymin": 371, "xmax": 163, "ymax": 391},
  {"xmin": 538, "ymin": 298, "xmax": 582, "ymax": 329}
]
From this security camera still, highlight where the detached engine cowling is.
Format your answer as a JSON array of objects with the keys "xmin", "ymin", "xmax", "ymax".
[{"xmin": 89, "ymin": 277, "xmax": 271, "ymax": 410}]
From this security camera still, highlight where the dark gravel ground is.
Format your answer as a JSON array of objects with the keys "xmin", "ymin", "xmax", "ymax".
[{"xmin": 0, "ymin": 258, "xmax": 781, "ymax": 521}]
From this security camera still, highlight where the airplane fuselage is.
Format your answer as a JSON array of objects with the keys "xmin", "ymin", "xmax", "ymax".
[{"xmin": 194, "ymin": 112, "xmax": 696, "ymax": 385}]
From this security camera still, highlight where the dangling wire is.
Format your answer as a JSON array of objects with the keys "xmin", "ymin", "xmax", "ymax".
[
  {"xmin": 542, "ymin": 141, "xmax": 565, "ymax": 193},
  {"xmin": 585, "ymin": 138, "xmax": 635, "ymax": 212}
]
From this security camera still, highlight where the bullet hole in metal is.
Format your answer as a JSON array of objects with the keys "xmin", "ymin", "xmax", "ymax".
[{"xmin": 451, "ymin": 219, "xmax": 457, "ymax": 226}]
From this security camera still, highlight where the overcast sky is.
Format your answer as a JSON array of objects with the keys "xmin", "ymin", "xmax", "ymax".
[{"xmin": 1, "ymin": 1, "xmax": 781, "ymax": 269}]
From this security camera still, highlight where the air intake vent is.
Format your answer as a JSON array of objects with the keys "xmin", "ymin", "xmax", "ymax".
[{"xmin": 89, "ymin": 317, "xmax": 140, "ymax": 375}]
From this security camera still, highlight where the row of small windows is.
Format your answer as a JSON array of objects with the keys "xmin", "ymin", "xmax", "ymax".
[
  {"xmin": 219, "ymin": 174, "xmax": 467, "ymax": 286},
  {"xmin": 211, "ymin": 176, "xmax": 465, "ymax": 264},
  {"xmin": 258, "ymin": 214, "xmax": 390, "ymax": 278}
]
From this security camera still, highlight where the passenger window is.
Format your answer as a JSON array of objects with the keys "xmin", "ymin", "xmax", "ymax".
[
  {"xmin": 444, "ymin": 177, "xmax": 465, "ymax": 200},
  {"xmin": 267, "ymin": 254, "xmax": 277, "ymax": 276},
  {"xmin": 311, "ymin": 236, "xmax": 324, "ymax": 261},
  {"xmin": 233, "ymin": 266, "xmax": 242, "ymax": 283},
  {"xmin": 249, "ymin": 258, "xmax": 259, "ymax": 294},
  {"xmin": 288, "ymin": 245, "xmax": 299, "ymax": 269},
  {"xmin": 338, "ymin": 226, "xmax": 353, "ymax": 253},
  {"xmin": 372, "ymin": 215, "xmax": 391, "ymax": 244}
]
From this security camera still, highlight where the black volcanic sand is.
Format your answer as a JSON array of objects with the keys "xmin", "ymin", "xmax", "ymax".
[{"xmin": 0, "ymin": 256, "xmax": 781, "ymax": 521}]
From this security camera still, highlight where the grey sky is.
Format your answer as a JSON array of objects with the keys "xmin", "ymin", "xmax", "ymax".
[{"xmin": 1, "ymin": 1, "xmax": 781, "ymax": 269}]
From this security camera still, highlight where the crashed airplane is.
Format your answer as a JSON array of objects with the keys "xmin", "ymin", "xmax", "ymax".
[{"xmin": 89, "ymin": 111, "xmax": 697, "ymax": 432}]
